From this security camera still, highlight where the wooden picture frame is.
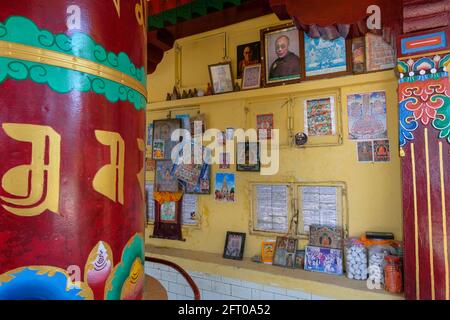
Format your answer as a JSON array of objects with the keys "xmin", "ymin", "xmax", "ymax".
[
  {"xmin": 208, "ymin": 62, "xmax": 234, "ymax": 95},
  {"xmin": 242, "ymin": 64, "xmax": 262, "ymax": 90},
  {"xmin": 223, "ymin": 231, "xmax": 246, "ymax": 260},
  {"xmin": 236, "ymin": 142, "xmax": 260, "ymax": 172},
  {"xmin": 303, "ymin": 32, "xmax": 352, "ymax": 80},
  {"xmin": 273, "ymin": 236, "xmax": 298, "ymax": 268},
  {"xmin": 261, "ymin": 22, "xmax": 303, "ymax": 87},
  {"xmin": 236, "ymin": 41, "xmax": 261, "ymax": 79}
]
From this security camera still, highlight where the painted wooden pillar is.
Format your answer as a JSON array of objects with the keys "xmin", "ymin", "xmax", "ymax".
[
  {"xmin": 397, "ymin": 28, "xmax": 450, "ymax": 300},
  {"xmin": 0, "ymin": 1, "xmax": 147, "ymax": 300}
]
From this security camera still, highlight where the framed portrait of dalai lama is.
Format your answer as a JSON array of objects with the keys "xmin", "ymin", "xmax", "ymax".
[{"xmin": 261, "ymin": 22, "xmax": 304, "ymax": 87}]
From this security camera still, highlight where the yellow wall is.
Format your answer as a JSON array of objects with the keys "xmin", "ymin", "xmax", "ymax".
[{"xmin": 145, "ymin": 14, "xmax": 402, "ymax": 258}]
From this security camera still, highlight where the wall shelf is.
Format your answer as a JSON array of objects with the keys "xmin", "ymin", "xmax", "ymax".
[{"xmin": 147, "ymin": 70, "xmax": 397, "ymax": 111}]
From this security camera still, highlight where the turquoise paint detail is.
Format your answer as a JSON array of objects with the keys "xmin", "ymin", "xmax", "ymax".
[
  {"xmin": 0, "ymin": 268, "xmax": 89, "ymax": 300},
  {"xmin": 0, "ymin": 57, "xmax": 146, "ymax": 110},
  {"xmin": 432, "ymin": 94, "xmax": 450, "ymax": 143},
  {"xmin": 0, "ymin": 16, "xmax": 146, "ymax": 87},
  {"xmin": 105, "ymin": 234, "xmax": 144, "ymax": 300}
]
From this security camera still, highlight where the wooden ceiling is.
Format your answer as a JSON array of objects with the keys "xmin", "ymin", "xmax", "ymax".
[{"xmin": 147, "ymin": 0, "xmax": 273, "ymax": 73}]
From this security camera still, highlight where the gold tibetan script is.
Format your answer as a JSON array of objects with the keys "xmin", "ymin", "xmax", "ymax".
[
  {"xmin": 137, "ymin": 138, "xmax": 145, "ymax": 199},
  {"xmin": 93, "ymin": 130, "xmax": 125, "ymax": 204},
  {"xmin": 1, "ymin": 124, "xmax": 61, "ymax": 217}
]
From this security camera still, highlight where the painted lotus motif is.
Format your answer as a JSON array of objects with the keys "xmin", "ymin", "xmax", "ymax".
[{"xmin": 0, "ymin": 266, "xmax": 93, "ymax": 300}]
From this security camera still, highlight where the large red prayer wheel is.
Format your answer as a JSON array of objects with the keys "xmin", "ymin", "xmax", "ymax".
[{"xmin": 0, "ymin": 1, "xmax": 147, "ymax": 300}]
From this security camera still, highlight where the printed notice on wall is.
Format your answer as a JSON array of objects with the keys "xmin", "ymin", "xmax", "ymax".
[
  {"xmin": 300, "ymin": 186, "xmax": 338, "ymax": 234},
  {"xmin": 182, "ymin": 194, "xmax": 198, "ymax": 225},
  {"xmin": 256, "ymin": 185, "xmax": 288, "ymax": 232}
]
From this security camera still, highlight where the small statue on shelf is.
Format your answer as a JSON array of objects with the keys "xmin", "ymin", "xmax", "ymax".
[
  {"xmin": 234, "ymin": 81, "xmax": 241, "ymax": 92},
  {"xmin": 188, "ymin": 89, "xmax": 195, "ymax": 98},
  {"xmin": 182, "ymin": 90, "xmax": 188, "ymax": 99},
  {"xmin": 166, "ymin": 93, "xmax": 172, "ymax": 101},
  {"xmin": 171, "ymin": 86, "xmax": 180, "ymax": 100},
  {"xmin": 205, "ymin": 83, "xmax": 213, "ymax": 96}
]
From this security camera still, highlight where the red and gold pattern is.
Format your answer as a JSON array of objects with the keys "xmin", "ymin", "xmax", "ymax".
[{"xmin": 0, "ymin": 1, "xmax": 147, "ymax": 300}]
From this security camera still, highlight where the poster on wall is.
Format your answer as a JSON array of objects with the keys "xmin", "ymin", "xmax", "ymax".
[
  {"xmin": 155, "ymin": 160, "xmax": 179, "ymax": 192},
  {"xmin": 347, "ymin": 91, "xmax": 388, "ymax": 140},
  {"xmin": 357, "ymin": 141, "xmax": 374, "ymax": 162},
  {"xmin": 373, "ymin": 139, "xmax": 390, "ymax": 162},
  {"xmin": 184, "ymin": 165, "xmax": 211, "ymax": 194},
  {"xmin": 215, "ymin": 173, "xmax": 235, "ymax": 202},
  {"xmin": 304, "ymin": 33, "xmax": 348, "ymax": 77},
  {"xmin": 257, "ymin": 113, "xmax": 274, "ymax": 140},
  {"xmin": 304, "ymin": 97, "xmax": 336, "ymax": 136},
  {"xmin": 236, "ymin": 142, "xmax": 260, "ymax": 172},
  {"xmin": 182, "ymin": 194, "xmax": 198, "ymax": 225}
]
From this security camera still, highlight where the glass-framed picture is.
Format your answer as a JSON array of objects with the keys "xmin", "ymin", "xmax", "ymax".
[
  {"xmin": 273, "ymin": 236, "xmax": 298, "ymax": 268},
  {"xmin": 304, "ymin": 33, "xmax": 349, "ymax": 78},
  {"xmin": 236, "ymin": 41, "xmax": 261, "ymax": 79},
  {"xmin": 184, "ymin": 164, "xmax": 211, "ymax": 195},
  {"xmin": 223, "ymin": 231, "xmax": 246, "ymax": 260},
  {"xmin": 257, "ymin": 113, "xmax": 274, "ymax": 140},
  {"xmin": 152, "ymin": 119, "xmax": 182, "ymax": 160},
  {"xmin": 304, "ymin": 97, "xmax": 336, "ymax": 136},
  {"xmin": 208, "ymin": 62, "xmax": 234, "ymax": 95},
  {"xmin": 154, "ymin": 160, "xmax": 179, "ymax": 192},
  {"xmin": 261, "ymin": 22, "xmax": 303, "ymax": 87},
  {"xmin": 236, "ymin": 142, "xmax": 260, "ymax": 172},
  {"xmin": 242, "ymin": 64, "xmax": 262, "ymax": 90}
]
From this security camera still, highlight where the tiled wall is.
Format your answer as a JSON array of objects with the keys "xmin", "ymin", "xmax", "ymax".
[{"xmin": 144, "ymin": 261, "xmax": 332, "ymax": 300}]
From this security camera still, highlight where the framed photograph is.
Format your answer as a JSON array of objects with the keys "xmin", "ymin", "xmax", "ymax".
[
  {"xmin": 304, "ymin": 33, "xmax": 350, "ymax": 78},
  {"xmin": 242, "ymin": 64, "xmax": 262, "ymax": 90},
  {"xmin": 223, "ymin": 231, "xmax": 246, "ymax": 260},
  {"xmin": 347, "ymin": 91, "xmax": 388, "ymax": 140},
  {"xmin": 152, "ymin": 119, "xmax": 182, "ymax": 160},
  {"xmin": 236, "ymin": 142, "xmax": 260, "ymax": 172},
  {"xmin": 237, "ymin": 41, "xmax": 261, "ymax": 79},
  {"xmin": 145, "ymin": 182, "xmax": 155, "ymax": 224},
  {"xmin": 154, "ymin": 160, "xmax": 179, "ymax": 192},
  {"xmin": 365, "ymin": 33, "xmax": 395, "ymax": 72},
  {"xmin": 261, "ymin": 22, "xmax": 303, "ymax": 87},
  {"xmin": 304, "ymin": 245, "xmax": 343, "ymax": 275},
  {"xmin": 304, "ymin": 97, "xmax": 336, "ymax": 136},
  {"xmin": 273, "ymin": 236, "xmax": 298, "ymax": 268},
  {"xmin": 294, "ymin": 250, "xmax": 305, "ymax": 269},
  {"xmin": 256, "ymin": 113, "xmax": 273, "ymax": 140},
  {"xmin": 208, "ymin": 62, "xmax": 234, "ymax": 95},
  {"xmin": 190, "ymin": 113, "xmax": 206, "ymax": 137},
  {"xmin": 215, "ymin": 173, "xmax": 235, "ymax": 202},
  {"xmin": 352, "ymin": 37, "xmax": 366, "ymax": 73},
  {"xmin": 309, "ymin": 224, "xmax": 343, "ymax": 249},
  {"xmin": 373, "ymin": 139, "xmax": 390, "ymax": 162},
  {"xmin": 357, "ymin": 141, "xmax": 374, "ymax": 162}
]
